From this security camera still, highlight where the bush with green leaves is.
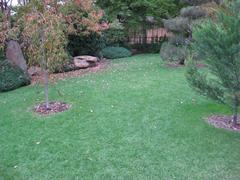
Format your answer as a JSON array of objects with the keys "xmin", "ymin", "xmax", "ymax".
[
  {"xmin": 101, "ymin": 47, "xmax": 132, "ymax": 59},
  {"xmin": 0, "ymin": 59, "xmax": 30, "ymax": 92}
]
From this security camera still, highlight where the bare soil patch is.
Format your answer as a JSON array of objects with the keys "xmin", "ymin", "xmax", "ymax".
[
  {"xmin": 33, "ymin": 102, "xmax": 71, "ymax": 115},
  {"xmin": 207, "ymin": 115, "xmax": 240, "ymax": 132}
]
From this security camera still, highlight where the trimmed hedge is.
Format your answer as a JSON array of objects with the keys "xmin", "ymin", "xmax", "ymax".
[
  {"xmin": 101, "ymin": 47, "xmax": 132, "ymax": 59},
  {"xmin": 0, "ymin": 59, "xmax": 30, "ymax": 92}
]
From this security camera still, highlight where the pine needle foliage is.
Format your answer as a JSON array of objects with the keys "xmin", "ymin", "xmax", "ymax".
[{"xmin": 186, "ymin": 0, "xmax": 240, "ymax": 127}]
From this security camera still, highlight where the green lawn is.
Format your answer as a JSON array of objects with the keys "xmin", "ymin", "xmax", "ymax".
[{"xmin": 0, "ymin": 54, "xmax": 240, "ymax": 179}]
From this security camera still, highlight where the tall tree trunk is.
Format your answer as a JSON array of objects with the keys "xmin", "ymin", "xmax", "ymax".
[
  {"xmin": 232, "ymin": 95, "xmax": 238, "ymax": 127},
  {"xmin": 40, "ymin": 27, "xmax": 50, "ymax": 109}
]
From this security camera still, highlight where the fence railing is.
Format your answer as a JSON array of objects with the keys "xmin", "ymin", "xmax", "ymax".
[{"xmin": 128, "ymin": 27, "xmax": 169, "ymax": 45}]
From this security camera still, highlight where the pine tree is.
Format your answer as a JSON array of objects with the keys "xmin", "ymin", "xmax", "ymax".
[{"xmin": 186, "ymin": 0, "xmax": 240, "ymax": 127}]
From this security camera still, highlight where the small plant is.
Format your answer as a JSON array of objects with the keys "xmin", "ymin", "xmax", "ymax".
[{"xmin": 101, "ymin": 46, "xmax": 132, "ymax": 59}]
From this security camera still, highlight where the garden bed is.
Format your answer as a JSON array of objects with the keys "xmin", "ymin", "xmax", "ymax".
[
  {"xmin": 33, "ymin": 102, "xmax": 71, "ymax": 115},
  {"xmin": 207, "ymin": 115, "xmax": 240, "ymax": 132},
  {"xmin": 31, "ymin": 60, "xmax": 108, "ymax": 85}
]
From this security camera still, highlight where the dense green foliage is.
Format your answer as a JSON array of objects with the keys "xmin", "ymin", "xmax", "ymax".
[
  {"xmin": 67, "ymin": 33, "xmax": 105, "ymax": 57},
  {"xmin": 67, "ymin": 21, "xmax": 128, "ymax": 57},
  {"xmin": 101, "ymin": 46, "xmax": 132, "ymax": 59},
  {"xmin": 103, "ymin": 21, "xmax": 127, "ymax": 47},
  {"xmin": 0, "ymin": 59, "xmax": 30, "ymax": 92},
  {"xmin": 186, "ymin": 0, "xmax": 240, "ymax": 126},
  {"xmin": 0, "ymin": 55, "xmax": 240, "ymax": 179},
  {"xmin": 0, "ymin": 49, "xmax": 4, "ymax": 60},
  {"xmin": 97, "ymin": 0, "xmax": 185, "ymax": 26}
]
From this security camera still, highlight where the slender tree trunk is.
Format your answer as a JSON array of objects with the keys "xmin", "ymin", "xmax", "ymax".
[
  {"xmin": 43, "ymin": 67, "xmax": 50, "ymax": 109},
  {"xmin": 40, "ymin": 27, "xmax": 50, "ymax": 110},
  {"xmin": 232, "ymin": 96, "xmax": 238, "ymax": 127}
]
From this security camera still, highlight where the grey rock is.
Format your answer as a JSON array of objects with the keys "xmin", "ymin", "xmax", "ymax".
[
  {"xmin": 74, "ymin": 56, "xmax": 99, "ymax": 63},
  {"xmin": 6, "ymin": 40, "xmax": 27, "ymax": 72}
]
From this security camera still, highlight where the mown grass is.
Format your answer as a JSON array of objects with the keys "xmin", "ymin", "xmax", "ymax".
[{"xmin": 0, "ymin": 54, "xmax": 240, "ymax": 179}]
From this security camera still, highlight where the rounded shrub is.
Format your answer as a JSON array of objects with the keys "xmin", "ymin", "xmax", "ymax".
[
  {"xmin": 160, "ymin": 42, "xmax": 188, "ymax": 63},
  {"xmin": 101, "ymin": 47, "xmax": 132, "ymax": 59},
  {"xmin": 0, "ymin": 59, "xmax": 30, "ymax": 92}
]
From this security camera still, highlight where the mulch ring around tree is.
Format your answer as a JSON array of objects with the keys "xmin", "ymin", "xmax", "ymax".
[
  {"xmin": 206, "ymin": 115, "xmax": 240, "ymax": 132},
  {"xmin": 33, "ymin": 102, "xmax": 71, "ymax": 115}
]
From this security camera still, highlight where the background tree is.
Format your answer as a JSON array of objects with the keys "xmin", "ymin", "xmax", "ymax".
[
  {"xmin": 160, "ymin": 0, "xmax": 221, "ymax": 64},
  {"xmin": 186, "ymin": 0, "xmax": 240, "ymax": 127},
  {"xmin": 97, "ymin": 0, "xmax": 184, "ymax": 44}
]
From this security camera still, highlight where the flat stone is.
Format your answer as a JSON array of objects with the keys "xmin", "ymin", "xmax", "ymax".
[
  {"xmin": 74, "ymin": 56, "xmax": 99, "ymax": 63},
  {"xmin": 73, "ymin": 59, "xmax": 90, "ymax": 68}
]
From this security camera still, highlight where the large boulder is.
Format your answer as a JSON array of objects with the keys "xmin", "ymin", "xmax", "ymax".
[
  {"xmin": 6, "ymin": 40, "xmax": 27, "ymax": 72},
  {"xmin": 73, "ymin": 56, "xmax": 99, "ymax": 68}
]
